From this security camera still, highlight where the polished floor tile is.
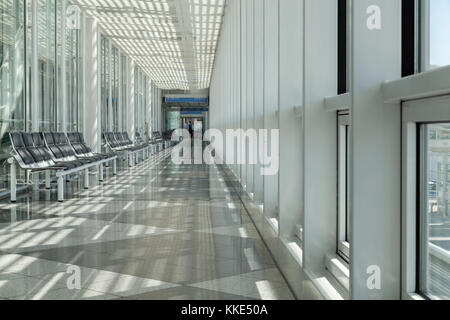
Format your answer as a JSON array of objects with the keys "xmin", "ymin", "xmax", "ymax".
[{"xmin": 0, "ymin": 148, "xmax": 296, "ymax": 300}]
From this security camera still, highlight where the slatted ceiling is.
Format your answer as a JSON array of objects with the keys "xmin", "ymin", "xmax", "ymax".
[{"xmin": 72, "ymin": 0, "xmax": 225, "ymax": 90}]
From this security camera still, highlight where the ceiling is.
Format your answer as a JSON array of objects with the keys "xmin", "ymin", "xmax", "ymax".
[{"xmin": 72, "ymin": 0, "xmax": 226, "ymax": 90}]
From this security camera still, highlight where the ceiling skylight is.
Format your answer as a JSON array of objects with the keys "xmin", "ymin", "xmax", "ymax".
[{"xmin": 72, "ymin": 0, "xmax": 225, "ymax": 90}]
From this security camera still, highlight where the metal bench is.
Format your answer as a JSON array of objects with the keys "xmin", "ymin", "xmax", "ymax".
[
  {"xmin": 104, "ymin": 132, "xmax": 149, "ymax": 166},
  {"xmin": 8, "ymin": 132, "xmax": 117, "ymax": 202}
]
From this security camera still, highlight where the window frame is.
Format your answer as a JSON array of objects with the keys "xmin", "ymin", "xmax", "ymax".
[
  {"xmin": 402, "ymin": 0, "xmax": 418, "ymax": 77},
  {"xmin": 402, "ymin": 0, "xmax": 450, "ymax": 76},
  {"xmin": 401, "ymin": 94, "xmax": 450, "ymax": 300},
  {"xmin": 337, "ymin": 0, "xmax": 350, "ymax": 94},
  {"xmin": 337, "ymin": 111, "xmax": 350, "ymax": 262}
]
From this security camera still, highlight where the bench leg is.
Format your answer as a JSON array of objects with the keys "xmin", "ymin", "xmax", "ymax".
[
  {"xmin": 58, "ymin": 175, "xmax": 64, "ymax": 202},
  {"xmin": 84, "ymin": 169, "xmax": 89, "ymax": 189},
  {"xmin": 113, "ymin": 159, "xmax": 117, "ymax": 175},
  {"xmin": 99, "ymin": 164, "xmax": 104, "ymax": 182},
  {"xmin": 128, "ymin": 152, "xmax": 132, "ymax": 167},
  {"xmin": 10, "ymin": 162, "xmax": 16, "ymax": 203},
  {"xmin": 45, "ymin": 171, "xmax": 51, "ymax": 189}
]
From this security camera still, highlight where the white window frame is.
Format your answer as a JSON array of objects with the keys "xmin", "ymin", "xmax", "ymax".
[
  {"xmin": 419, "ymin": 0, "xmax": 431, "ymax": 72},
  {"xmin": 402, "ymin": 94, "xmax": 450, "ymax": 300},
  {"xmin": 338, "ymin": 112, "xmax": 350, "ymax": 262}
]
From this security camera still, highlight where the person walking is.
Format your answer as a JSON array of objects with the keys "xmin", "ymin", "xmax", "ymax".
[{"xmin": 188, "ymin": 121, "xmax": 194, "ymax": 139}]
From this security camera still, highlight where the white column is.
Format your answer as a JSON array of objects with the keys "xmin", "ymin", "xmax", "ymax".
[
  {"xmin": 31, "ymin": 0, "xmax": 39, "ymax": 132},
  {"xmin": 254, "ymin": 0, "xmax": 264, "ymax": 205},
  {"xmin": 240, "ymin": 0, "xmax": 247, "ymax": 190},
  {"xmin": 61, "ymin": 0, "xmax": 67, "ymax": 132},
  {"xmin": 81, "ymin": 12, "xmax": 87, "ymax": 137},
  {"xmin": 350, "ymin": 0, "xmax": 401, "ymax": 299},
  {"xmin": 303, "ymin": 0, "xmax": 338, "ymax": 273},
  {"xmin": 246, "ymin": 0, "xmax": 255, "ymax": 196},
  {"xmin": 127, "ymin": 59, "xmax": 135, "ymax": 141},
  {"xmin": 84, "ymin": 17, "xmax": 101, "ymax": 152},
  {"xmin": 263, "ymin": 0, "xmax": 279, "ymax": 221},
  {"xmin": 118, "ymin": 50, "xmax": 122, "ymax": 132},
  {"xmin": 108, "ymin": 39, "xmax": 113, "ymax": 132},
  {"xmin": 278, "ymin": 0, "xmax": 303, "ymax": 237}
]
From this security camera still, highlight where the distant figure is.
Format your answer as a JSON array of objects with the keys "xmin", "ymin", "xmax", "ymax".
[{"xmin": 188, "ymin": 121, "xmax": 193, "ymax": 138}]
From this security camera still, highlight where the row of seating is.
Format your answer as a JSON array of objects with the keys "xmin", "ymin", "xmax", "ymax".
[
  {"xmin": 103, "ymin": 132, "xmax": 150, "ymax": 166},
  {"xmin": 9, "ymin": 132, "xmax": 117, "ymax": 202},
  {"xmin": 8, "ymin": 131, "xmax": 176, "ymax": 203},
  {"xmin": 152, "ymin": 131, "xmax": 174, "ymax": 150}
]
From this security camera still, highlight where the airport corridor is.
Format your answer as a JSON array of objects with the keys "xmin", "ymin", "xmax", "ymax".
[{"xmin": 0, "ymin": 148, "xmax": 294, "ymax": 300}]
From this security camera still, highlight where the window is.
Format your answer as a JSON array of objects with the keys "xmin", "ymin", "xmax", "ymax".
[
  {"xmin": 403, "ymin": 95, "xmax": 450, "ymax": 300},
  {"xmin": 420, "ymin": 0, "xmax": 450, "ymax": 71},
  {"xmin": 101, "ymin": 35, "xmax": 109, "ymax": 133},
  {"xmin": 38, "ymin": 0, "xmax": 57, "ymax": 131},
  {"xmin": 337, "ymin": 0, "xmax": 350, "ymax": 94},
  {"xmin": 134, "ymin": 68, "xmax": 145, "ymax": 138},
  {"xmin": 337, "ymin": 112, "xmax": 350, "ymax": 262},
  {"xmin": 66, "ymin": 0, "xmax": 82, "ymax": 133},
  {"xmin": 418, "ymin": 122, "xmax": 450, "ymax": 299},
  {"xmin": 111, "ymin": 46, "xmax": 119, "ymax": 132},
  {"xmin": 121, "ymin": 54, "xmax": 127, "ymax": 132},
  {"xmin": 0, "ymin": 0, "xmax": 26, "ymax": 192}
]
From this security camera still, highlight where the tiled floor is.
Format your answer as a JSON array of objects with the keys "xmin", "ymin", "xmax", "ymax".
[{"xmin": 0, "ymin": 148, "xmax": 295, "ymax": 300}]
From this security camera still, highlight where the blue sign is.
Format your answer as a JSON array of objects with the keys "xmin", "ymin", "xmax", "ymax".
[
  {"xmin": 180, "ymin": 111, "xmax": 203, "ymax": 115},
  {"xmin": 166, "ymin": 97, "xmax": 208, "ymax": 104}
]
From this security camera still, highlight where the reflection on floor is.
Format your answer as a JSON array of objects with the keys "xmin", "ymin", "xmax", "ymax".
[{"xmin": 0, "ymin": 148, "xmax": 295, "ymax": 300}]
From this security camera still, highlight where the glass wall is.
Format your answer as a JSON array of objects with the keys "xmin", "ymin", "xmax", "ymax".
[
  {"xmin": 419, "ymin": 123, "xmax": 450, "ymax": 299},
  {"xmin": 111, "ymin": 46, "xmax": 119, "ymax": 132},
  {"xmin": 134, "ymin": 67, "xmax": 145, "ymax": 138},
  {"xmin": 421, "ymin": 0, "xmax": 450, "ymax": 71},
  {"xmin": 101, "ymin": 35, "xmax": 109, "ymax": 133},
  {"xmin": 337, "ymin": 112, "xmax": 350, "ymax": 262},
  {"xmin": 66, "ymin": 0, "xmax": 82, "ymax": 133},
  {"xmin": 121, "ymin": 54, "xmax": 127, "ymax": 131},
  {"xmin": 166, "ymin": 111, "xmax": 180, "ymax": 131},
  {"xmin": 0, "ymin": 0, "xmax": 26, "ymax": 192},
  {"xmin": 56, "ymin": 0, "xmax": 63, "ymax": 131},
  {"xmin": 37, "ymin": 0, "xmax": 56, "ymax": 131}
]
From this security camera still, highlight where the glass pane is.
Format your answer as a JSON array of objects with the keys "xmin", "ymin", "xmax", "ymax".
[
  {"xmin": 66, "ymin": 1, "xmax": 82, "ymax": 133},
  {"xmin": 38, "ymin": 0, "xmax": 56, "ymax": 132},
  {"xmin": 112, "ymin": 47, "xmax": 118, "ymax": 132},
  {"xmin": 420, "ymin": 123, "xmax": 450, "ymax": 300},
  {"xmin": 121, "ymin": 54, "xmax": 127, "ymax": 132},
  {"xmin": 423, "ymin": 0, "xmax": 450, "ymax": 70},
  {"xmin": 338, "ymin": 114, "xmax": 350, "ymax": 260},
  {"xmin": 101, "ymin": 35, "xmax": 109, "ymax": 134},
  {"xmin": 0, "ymin": 0, "xmax": 26, "ymax": 192}
]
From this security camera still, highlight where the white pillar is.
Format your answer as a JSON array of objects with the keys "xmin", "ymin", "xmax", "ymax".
[
  {"xmin": 350, "ymin": 0, "xmax": 401, "ymax": 299},
  {"xmin": 61, "ymin": 0, "xmax": 67, "ymax": 133},
  {"xmin": 302, "ymin": 0, "xmax": 338, "ymax": 274},
  {"xmin": 81, "ymin": 12, "xmax": 87, "ymax": 137},
  {"xmin": 118, "ymin": 50, "xmax": 122, "ymax": 132},
  {"xmin": 108, "ymin": 39, "xmax": 113, "ymax": 132},
  {"xmin": 31, "ymin": 0, "xmax": 39, "ymax": 132},
  {"xmin": 263, "ymin": 0, "xmax": 279, "ymax": 221},
  {"xmin": 84, "ymin": 17, "xmax": 101, "ymax": 152},
  {"xmin": 128, "ymin": 59, "xmax": 135, "ymax": 142}
]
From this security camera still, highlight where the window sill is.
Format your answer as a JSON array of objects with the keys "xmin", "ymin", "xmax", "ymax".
[
  {"xmin": 383, "ymin": 65, "xmax": 450, "ymax": 103},
  {"xmin": 324, "ymin": 92, "xmax": 351, "ymax": 112},
  {"xmin": 325, "ymin": 253, "xmax": 350, "ymax": 292},
  {"xmin": 403, "ymin": 293, "xmax": 426, "ymax": 301},
  {"xmin": 281, "ymin": 236, "xmax": 303, "ymax": 268},
  {"xmin": 305, "ymin": 268, "xmax": 348, "ymax": 300},
  {"xmin": 265, "ymin": 216, "xmax": 279, "ymax": 234}
]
